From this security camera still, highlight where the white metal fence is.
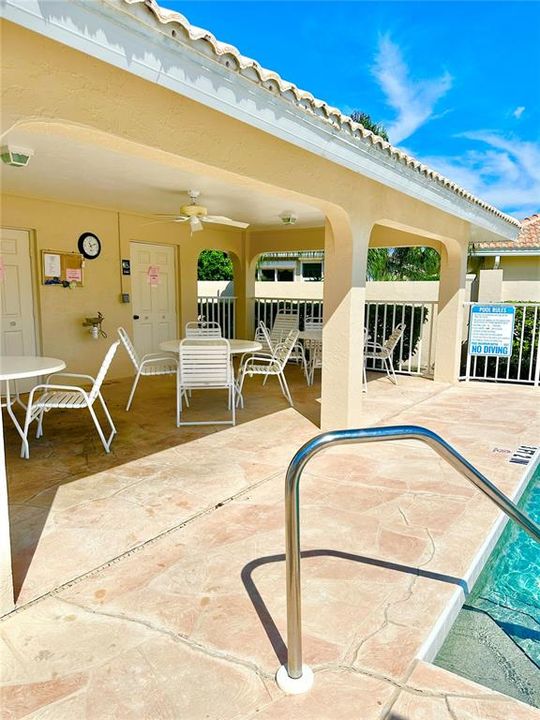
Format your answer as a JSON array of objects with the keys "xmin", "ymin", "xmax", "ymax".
[
  {"xmin": 198, "ymin": 296, "xmax": 236, "ymax": 339},
  {"xmin": 254, "ymin": 297, "xmax": 438, "ymax": 376},
  {"xmin": 462, "ymin": 302, "xmax": 540, "ymax": 386}
]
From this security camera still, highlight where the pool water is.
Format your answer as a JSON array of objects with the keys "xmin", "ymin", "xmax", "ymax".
[{"xmin": 435, "ymin": 463, "xmax": 540, "ymax": 707}]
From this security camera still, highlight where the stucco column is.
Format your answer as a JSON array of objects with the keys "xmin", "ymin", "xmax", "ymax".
[
  {"xmin": 178, "ymin": 245, "xmax": 199, "ymax": 332},
  {"xmin": 232, "ymin": 234, "xmax": 255, "ymax": 340},
  {"xmin": 321, "ymin": 215, "xmax": 370, "ymax": 429},
  {"xmin": 434, "ymin": 242, "xmax": 468, "ymax": 383},
  {"xmin": 0, "ymin": 412, "xmax": 14, "ymax": 616}
]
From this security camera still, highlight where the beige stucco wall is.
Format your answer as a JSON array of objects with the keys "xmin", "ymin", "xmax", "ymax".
[
  {"xmin": 501, "ymin": 257, "xmax": 540, "ymax": 301},
  {"xmin": 1, "ymin": 193, "xmax": 244, "ymax": 379}
]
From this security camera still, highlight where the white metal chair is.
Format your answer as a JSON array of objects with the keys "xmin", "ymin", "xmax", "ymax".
[
  {"xmin": 176, "ymin": 338, "xmax": 235, "ymax": 426},
  {"xmin": 185, "ymin": 321, "xmax": 222, "ymax": 338},
  {"xmin": 364, "ymin": 323, "xmax": 406, "ymax": 385},
  {"xmin": 237, "ymin": 329, "xmax": 299, "ymax": 407},
  {"xmin": 254, "ymin": 320, "xmax": 272, "ymax": 354},
  {"xmin": 21, "ymin": 341, "xmax": 120, "ymax": 459},
  {"xmin": 117, "ymin": 327, "xmax": 178, "ymax": 411},
  {"xmin": 269, "ymin": 312, "xmax": 307, "ymax": 376},
  {"xmin": 303, "ymin": 319, "xmax": 323, "ymax": 386}
]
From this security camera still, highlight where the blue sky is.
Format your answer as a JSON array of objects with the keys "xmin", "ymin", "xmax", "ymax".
[{"xmin": 162, "ymin": 1, "xmax": 539, "ymax": 219}]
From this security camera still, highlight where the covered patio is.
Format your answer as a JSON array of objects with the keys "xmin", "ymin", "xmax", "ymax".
[{"xmin": 1, "ymin": 2, "xmax": 538, "ymax": 718}]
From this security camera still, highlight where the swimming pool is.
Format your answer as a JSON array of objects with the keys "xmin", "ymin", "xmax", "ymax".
[{"xmin": 435, "ymin": 462, "xmax": 540, "ymax": 707}]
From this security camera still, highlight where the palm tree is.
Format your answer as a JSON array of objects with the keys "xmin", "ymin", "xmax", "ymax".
[
  {"xmin": 367, "ymin": 247, "xmax": 440, "ymax": 281},
  {"xmin": 350, "ymin": 111, "xmax": 389, "ymax": 142}
]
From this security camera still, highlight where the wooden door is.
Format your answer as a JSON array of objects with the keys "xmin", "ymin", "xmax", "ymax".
[
  {"xmin": 0, "ymin": 228, "xmax": 37, "ymax": 391},
  {"xmin": 130, "ymin": 242, "xmax": 177, "ymax": 356}
]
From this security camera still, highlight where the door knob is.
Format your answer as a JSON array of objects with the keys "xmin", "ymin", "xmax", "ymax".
[
  {"xmin": 133, "ymin": 315, "xmax": 140, "ymax": 320},
  {"xmin": 10, "ymin": 321, "xmax": 16, "ymax": 326}
]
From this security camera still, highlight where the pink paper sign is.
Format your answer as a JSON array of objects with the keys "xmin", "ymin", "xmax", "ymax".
[
  {"xmin": 147, "ymin": 265, "xmax": 160, "ymax": 287},
  {"xmin": 66, "ymin": 268, "xmax": 82, "ymax": 282}
]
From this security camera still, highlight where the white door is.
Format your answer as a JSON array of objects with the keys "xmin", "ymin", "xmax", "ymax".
[
  {"xmin": 0, "ymin": 229, "xmax": 37, "ymax": 392},
  {"xmin": 130, "ymin": 242, "xmax": 177, "ymax": 356}
]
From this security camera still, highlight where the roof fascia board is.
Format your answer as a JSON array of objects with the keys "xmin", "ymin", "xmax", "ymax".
[
  {"xmin": 474, "ymin": 249, "xmax": 540, "ymax": 257},
  {"xmin": 2, "ymin": 0, "xmax": 517, "ymax": 240}
]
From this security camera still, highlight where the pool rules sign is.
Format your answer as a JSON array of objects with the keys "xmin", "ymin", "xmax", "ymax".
[{"xmin": 466, "ymin": 304, "xmax": 515, "ymax": 379}]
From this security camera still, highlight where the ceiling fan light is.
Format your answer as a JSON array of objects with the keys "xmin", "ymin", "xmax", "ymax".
[{"xmin": 180, "ymin": 203, "xmax": 207, "ymax": 218}]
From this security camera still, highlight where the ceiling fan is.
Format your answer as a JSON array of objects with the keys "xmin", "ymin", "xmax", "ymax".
[{"xmin": 153, "ymin": 190, "xmax": 249, "ymax": 232}]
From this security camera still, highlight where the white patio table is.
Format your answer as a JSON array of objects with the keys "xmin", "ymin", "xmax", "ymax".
[
  {"xmin": 0, "ymin": 355, "xmax": 66, "ymax": 458},
  {"xmin": 298, "ymin": 328, "xmax": 323, "ymax": 342},
  {"xmin": 159, "ymin": 339, "xmax": 262, "ymax": 355}
]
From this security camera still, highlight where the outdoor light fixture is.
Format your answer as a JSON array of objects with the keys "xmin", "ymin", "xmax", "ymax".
[
  {"xmin": 279, "ymin": 211, "xmax": 297, "ymax": 225},
  {"xmin": 1, "ymin": 145, "xmax": 34, "ymax": 168},
  {"xmin": 82, "ymin": 312, "xmax": 107, "ymax": 340}
]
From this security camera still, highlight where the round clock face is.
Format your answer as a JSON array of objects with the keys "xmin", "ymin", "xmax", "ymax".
[{"xmin": 78, "ymin": 232, "xmax": 101, "ymax": 259}]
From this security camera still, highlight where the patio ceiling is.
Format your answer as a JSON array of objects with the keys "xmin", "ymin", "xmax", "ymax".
[{"xmin": 1, "ymin": 127, "xmax": 324, "ymax": 229}]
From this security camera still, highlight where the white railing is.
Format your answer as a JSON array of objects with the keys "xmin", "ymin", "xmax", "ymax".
[
  {"xmin": 254, "ymin": 297, "xmax": 437, "ymax": 376},
  {"xmin": 462, "ymin": 302, "xmax": 540, "ymax": 386},
  {"xmin": 198, "ymin": 296, "xmax": 236, "ymax": 339},
  {"xmin": 365, "ymin": 300, "xmax": 438, "ymax": 376}
]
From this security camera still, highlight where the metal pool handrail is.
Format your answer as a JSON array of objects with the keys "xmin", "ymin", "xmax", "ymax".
[{"xmin": 277, "ymin": 424, "xmax": 540, "ymax": 693}]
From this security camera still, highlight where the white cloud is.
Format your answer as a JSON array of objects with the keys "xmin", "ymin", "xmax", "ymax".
[
  {"xmin": 372, "ymin": 35, "xmax": 452, "ymax": 144},
  {"xmin": 513, "ymin": 106, "xmax": 526, "ymax": 119},
  {"xmin": 420, "ymin": 132, "xmax": 540, "ymax": 218}
]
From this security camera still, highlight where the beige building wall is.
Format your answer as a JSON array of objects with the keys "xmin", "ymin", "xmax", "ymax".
[{"xmin": 1, "ymin": 194, "xmax": 244, "ymax": 379}]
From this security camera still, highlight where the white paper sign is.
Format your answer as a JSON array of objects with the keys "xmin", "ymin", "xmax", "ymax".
[
  {"xmin": 44, "ymin": 253, "xmax": 61, "ymax": 277},
  {"xmin": 469, "ymin": 304, "xmax": 515, "ymax": 357}
]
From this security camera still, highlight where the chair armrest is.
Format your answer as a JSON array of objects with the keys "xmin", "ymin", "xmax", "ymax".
[
  {"xmin": 45, "ymin": 372, "xmax": 96, "ymax": 384},
  {"xmin": 141, "ymin": 352, "xmax": 177, "ymax": 362},
  {"xmin": 140, "ymin": 354, "xmax": 178, "ymax": 365},
  {"xmin": 241, "ymin": 355, "xmax": 278, "ymax": 368},
  {"xmin": 27, "ymin": 383, "xmax": 90, "ymax": 406},
  {"xmin": 365, "ymin": 341, "xmax": 383, "ymax": 351}
]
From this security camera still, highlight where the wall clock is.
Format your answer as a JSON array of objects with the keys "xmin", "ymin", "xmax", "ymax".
[{"xmin": 78, "ymin": 232, "xmax": 101, "ymax": 260}]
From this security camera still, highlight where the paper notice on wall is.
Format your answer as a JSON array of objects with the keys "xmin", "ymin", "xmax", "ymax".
[
  {"xmin": 147, "ymin": 265, "xmax": 160, "ymax": 287},
  {"xmin": 44, "ymin": 253, "xmax": 61, "ymax": 277},
  {"xmin": 66, "ymin": 268, "xmax": 82, "ymax": 283}
]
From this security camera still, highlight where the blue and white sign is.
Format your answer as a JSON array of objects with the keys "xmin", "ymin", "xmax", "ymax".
[{"xmin": 469, "ymin": 304, "xmax": 515, "ymax": 357}]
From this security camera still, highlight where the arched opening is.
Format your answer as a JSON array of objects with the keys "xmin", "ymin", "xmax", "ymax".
[{"xmin": 197, "ymin": 249, "xmax": 237, "ymax": 338}]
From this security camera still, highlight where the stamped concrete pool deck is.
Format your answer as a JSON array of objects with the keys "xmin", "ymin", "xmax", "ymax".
[{"xmin": 1, "ymin": 372, "xmax": 539, "ymax": 718}]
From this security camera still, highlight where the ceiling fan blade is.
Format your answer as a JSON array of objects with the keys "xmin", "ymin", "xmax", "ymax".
[
  {"xmin": 154, "ymin": 214, "xmax": 189, "ymax": 220},
  {"xmin": 190, "ymin": 216, "xmax": 204, "ymax": 232},
  {"xmin": 204, "ymin": 215, "xmax": 250, "ymax": 229}
]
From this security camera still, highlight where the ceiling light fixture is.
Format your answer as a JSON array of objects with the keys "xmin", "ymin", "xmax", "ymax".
[{"xmin": 1, "ymin": 145, "xmax": 34, "ymax": 168}]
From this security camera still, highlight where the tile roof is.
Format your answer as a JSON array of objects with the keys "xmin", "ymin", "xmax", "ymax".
[
  {"xmin": 475, "ymin": 214, "xmax": 540, "ymax": 251},
  {"xmin": 123, "ymin": 0, "xmax": 520, "ymax": 229}
]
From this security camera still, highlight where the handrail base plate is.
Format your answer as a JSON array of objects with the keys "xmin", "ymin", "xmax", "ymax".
[{"xmin": 276, "ymin": 664, "xmax": 314, "ymax": 694}]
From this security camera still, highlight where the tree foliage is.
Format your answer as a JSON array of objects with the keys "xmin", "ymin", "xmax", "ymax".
[
  {"xmin": 197, "ymin": 250, "xmax": 233, "ymax": 281},
  {"xmin": 350, "ymin": 111, "xmax": 389, "ymax": 142},
  {"xmin": 367, "ymin": 247, "xmax": 440, "ymax": 281}
]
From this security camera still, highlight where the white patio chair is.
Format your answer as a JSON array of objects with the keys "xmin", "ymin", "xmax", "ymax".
[
  {"xmin": 364, "ymin": 323, "xmax": 406, "ymax": 385},
  {"xmin": 117, "ymin": 327, "xmax": 178, "ymax": 411},
  {"xmin": 269, "ymin": 312, "xmax": 307, "ymax": 377},
  {"xmin": 176, "ymin": 338, "xmax": 235, "ymax": 426},
  {"xmin": 20, "ymin": 341, "xmax": 120, "ymax": 459},
  {"xmin": 237, "ymin": 329, "xmax": 299, "ymax": 407},
  {"xmin": 185, "ymin": 321, "xmax": 222, "ymax": 338},
  {"xmin": 254, "ymin": 320, "xmax": 272, "ymax": 354},
  {"xmin": 303, "ymin": 318, "xmax": 323, "ymax": 386}
]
